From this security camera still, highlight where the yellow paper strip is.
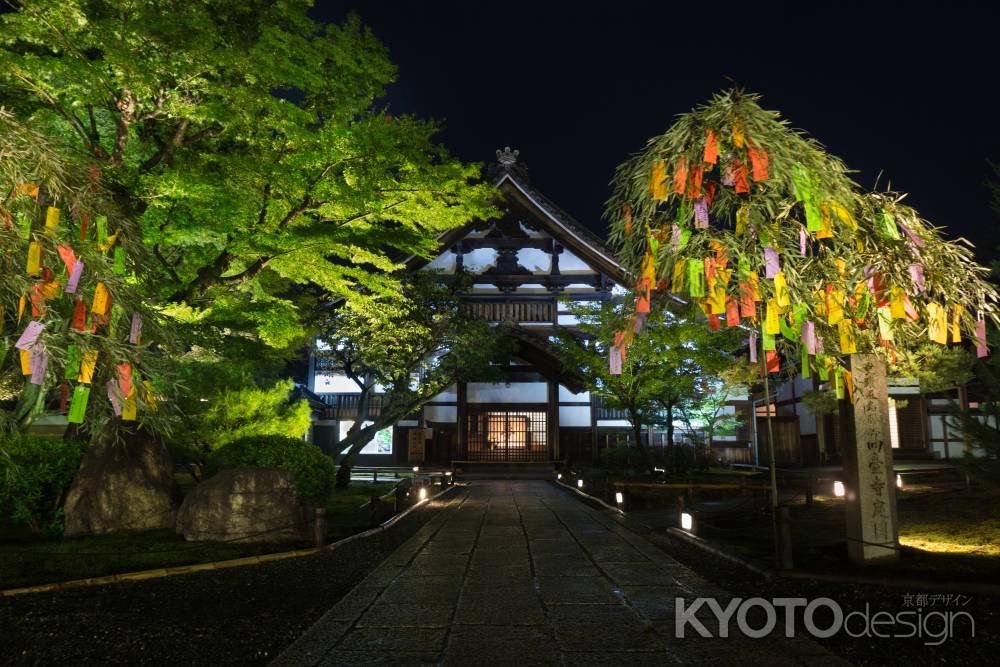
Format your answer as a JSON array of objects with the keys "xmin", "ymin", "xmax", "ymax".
[
  {"xmin": 838, "ymin": 319, "xmax": 857, "ymax": 354},
  {"xmin": 827, "ymin": 289, "xmax": 845, "ymax": 325},
  {"xmin": 78, "ymin": 350, "xmax": 98, "ymax": 384},
  {"xmin": 20, "ymin": 349, "xmax": 31, "ymax": 375},
  {"xmin": 92, "ymin": 282, "xmax": 110, "ymax": 315},
  {"xmin": 26, "ymin": 242, "xmax": 41, "ymax": 275},
  {"xmin": 952, "ymin": 304, "xmax": 963, "ymax": 343},
  {"xmin": 765, "ymin": 300, "xmax": 781, "ymax": 334},
  {"xmin": 927, "ymin": 303, "xmax": 948, "ymax": 344},
  {"xmin": 774, "ymin": 272, "xmax": 790, "ymax": 308},
  {"xmin": 122, "ymin": 389, "xmax": 137, "ymax": 421},
  {"xmin": 45, "ymin": 206, "xmax": 61, "ymax": 234}
]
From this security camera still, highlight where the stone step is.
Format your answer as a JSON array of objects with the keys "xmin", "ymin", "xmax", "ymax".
[{"xmin": 452, "ymin": 461, "xmax": 558, "ymax": 480}]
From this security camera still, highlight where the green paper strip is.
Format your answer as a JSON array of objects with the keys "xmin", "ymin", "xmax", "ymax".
[
  {"xmin": 96, "ymin": 215, "xmax": 108, "ymax": 244},
  {"xmin": 779, "ymin": 313, "xmax": 798, "ymax": 341},
  {"xmin": 834, "ymin": 369, "xmax": 845, "ymax": 399},
  {"xmin": 67, "ymin": 384, "xmax": 91, "ymax": 424},
  {"xmin": 801, "ymin": 344, "xmax": 810, "ymax": 379},
  {"xmin": 64, "ymin": 344, "xmax": 81, "ymax": 380},
  {"xmin": 817, "ymin": 353, "xmax": 830, "ymax": 381},
  {"xmin": 113, "ymin": 246, "xmax": 126, "ymax": 274},
  {"xmin": 880, "ymin": 212, "xmax": 901, "ymax": 240},
  {"xmin": 762, "ymin": 331, "xmax": 776, "ymax": 351},
  {"xmin": 686, "ymin": 258, "xmax": 706, "ymax": 298},
  {"xmin": 19, "ymin": 212, "xmax": 32, "ymax": 241}
]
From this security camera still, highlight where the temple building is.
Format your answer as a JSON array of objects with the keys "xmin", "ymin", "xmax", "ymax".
[{"xmin": 307, "ymin": 149, "xmax": 633, "ymax": 468}]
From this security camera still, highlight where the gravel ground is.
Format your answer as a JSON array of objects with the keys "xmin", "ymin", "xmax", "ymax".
[
  {"xmin": 640, "ymin": 523, "xmax": 999, "ymax": 666},
  {"xmin": 0, "ymin": 500, "xmax": 445, "ymax": 667}
]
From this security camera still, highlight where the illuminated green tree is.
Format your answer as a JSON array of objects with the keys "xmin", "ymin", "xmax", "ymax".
[
  {"xmin": 554, "ymin": 301, "xmax": 742, "ymax": 474},
  {"xmin": 0, "ymin": 0, "xmax": 495, "ymax": 366}
]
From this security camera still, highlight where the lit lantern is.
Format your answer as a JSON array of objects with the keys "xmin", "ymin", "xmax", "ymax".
[
  {"xmin": 896, "ymin": 474, "xmax": 903, "ymax": 489},
  {"xmin": 556, "ymin": 473, "xmax": 562, "ymax": 480},
  {"xmin": 833, "ymin": 481, "xmax": 846, "ymax": 497},
  {"xmin": 577, "ymin": 479, "xmax": 584, "ymax": 489},
  {"xmin": 615, "ymin": 491, "xmax": 624, "ymax": 506},
  {"xmin": 681, "ymin": 512, "xmax": 694, "ymax": 531},
  {"xmin": 418, "ymin": 487, "xmax": 428, "ymax": 501}
]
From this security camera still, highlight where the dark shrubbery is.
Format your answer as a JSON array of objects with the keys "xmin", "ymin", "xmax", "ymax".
[
  {"xmin": 0, "ymin": 433, "xmax": 86, "ymax": 536},
  {"xmin": 204, "ymin": 435, "xmax": 334, "ymax": 505},
  {"xmin": 598, "ymin": 444, "xmax": 715, "ymax": 475}
]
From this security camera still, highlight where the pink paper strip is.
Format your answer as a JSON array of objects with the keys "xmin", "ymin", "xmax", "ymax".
[
  {"xmin": 897, "ymin": 221, "xmax": 925, "ymax": 249},
  {"xmin": 129, "ymin": 313, "xmax": 142, "ymax": 344},
  {"xmin": 671, "ymin": 224, "xmax": 681, "ymax": 249},
  {"xmin": 802, "ymin": 321, "xmax": 816, "ymax": 355},
  {"xmin": 799, "ymin": 227, "xmax": 807, "ymax": 256},
  {"xmin": 764, "ymin": 246, "xmax": 780, "ymax": 279},
  {"xmin": 15, "ymin": 321, "xmax": 45, "ymax": 351},
  {"xmin": 633, "ymin": 311, "xmax": 647, "ymax": 334},
  {"xmin": 749, "ymin": 332, "xmax": 758, "ymax": 363},
  {"xmin": 609, "ymin": 346, "xmax": 622, "ymax": 375},
  {"xmin": 106, "ymin": 380, "xmax": 123, "ymax": 416},
  {"xmin": 694, "ymin": 198, "xmax": 709, "ymax": 229},
  {"xmin": 66, "ymin": 260, "xmax": 84, "ymax": 293},
  {"xmin": 976, "ymin": 319, "xmax": 988, "ymax": 358},
  {"xmin": 29, "ymin": 344, "xmax": 48, "ymax": 385},
  {"xmin": 908, "ymin": 263, "xmax": 925, "ymax": 294}
]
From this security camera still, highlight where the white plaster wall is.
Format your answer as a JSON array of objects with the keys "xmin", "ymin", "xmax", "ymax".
[
  {"xmin": 560, "ymin": 406, "xmax": 591, "ymax": 426},
  {"xmin": 557, "ymin": 314, "xmax": 580, "ymax": 326},
  {"xmin": 468, "ymin": 381, "xmax": 548, "ymax": 403},
  {"xmin": 434, "ymin": 385, "xmax": 458, "ymax": 402},
  {"xmin": 518, "ymin": 248, "xmax": 551, "ymax": 274},
  {"xmin": 424, "ymin": 405, "xmax": 457, "ymax": 423},
  {"xmin": 559, "ymin": 385, "xmax": 590, "ymax": 402},
  {"xmin": 424, "ymin": 251, "xmax": 456, "ymax": 273},
  {"xmin": 597, "ymin": 419, "xmax": 632, "ymax": 428},
  {"xmin": 559, "ymin": 249, "xmax": 596, "ymax": 274},
  {"xmin": 313, "ymin": 373, "xmax": 360, "ymax": 393},
  {"xmin": 464, "ymin": 248, "xmax": 497, "ymax": 272}
]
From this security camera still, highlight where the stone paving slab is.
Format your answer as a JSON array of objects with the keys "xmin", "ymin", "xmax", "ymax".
[{"xmin": 271, "ymin": 481, "xmax": 852, "ymax": 667}]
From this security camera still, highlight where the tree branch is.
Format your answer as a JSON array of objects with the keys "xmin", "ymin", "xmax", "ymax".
[{"xmin": 139, "ymin": 117, "xmax": 189, "ymax": 173}]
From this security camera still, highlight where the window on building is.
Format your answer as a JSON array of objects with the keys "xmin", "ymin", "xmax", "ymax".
[{"xmin": 888, "ymin": 398, "xmax": 900, "ymax": 449}]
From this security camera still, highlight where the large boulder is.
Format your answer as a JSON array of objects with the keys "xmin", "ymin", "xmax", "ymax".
[
  {"xmin": 176, "ymin": 467, "xmax": 310, "ymax": 543},
  {"xmin": 63, "ymin": 436, "xmax": 180, "ymax": 537}
]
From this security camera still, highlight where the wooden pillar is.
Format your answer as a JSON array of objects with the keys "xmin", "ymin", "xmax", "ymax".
[
  {"xmin": 548, "ymin": 381, "xmax": 560, "ymax": 461},
  {"xmin": 457, "ymin": 381, "xmax": 468, "ymax": 460},
  {"xmin": 958, "ymin": 384, "xmax": 972, "ymax": 455},
  {"xmin": 590, "ymin": 392, "xmax": 599, "ymax": 464},
  {"xmin": 841, "ymin": 354, "xmax": 899, "ymax": 565}
]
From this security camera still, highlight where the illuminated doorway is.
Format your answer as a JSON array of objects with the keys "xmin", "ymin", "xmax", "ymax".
[{"xmin": 467, "ymin": 408, "xmax": 548, "ymax": 462}]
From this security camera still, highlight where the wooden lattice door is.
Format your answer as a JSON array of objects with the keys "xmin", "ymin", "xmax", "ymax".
[{"xmin": 467, "ymin": 408, "xmax": 548, "ymax": 462}]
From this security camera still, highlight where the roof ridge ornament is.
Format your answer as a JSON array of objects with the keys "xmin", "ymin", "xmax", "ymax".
[{"xmin": 496, "ymin": 146, "xmax": 520, "ymax": 169}]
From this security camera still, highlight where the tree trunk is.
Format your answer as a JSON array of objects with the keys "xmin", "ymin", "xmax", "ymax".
[
  {"xmin": 629, "ymin": 412, "xmax": 655, "ymax": 475},
  {"xmin": 335, "ymin": 421, "xmax": 384, "ymax": 489}
]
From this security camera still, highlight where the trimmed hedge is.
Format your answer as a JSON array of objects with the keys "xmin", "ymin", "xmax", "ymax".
[
  {"xmin": 204, "ymin": 435, "xmax": 334, "ymax": 505},
  {"xmin": 0, "ymin": 433, "xmax": 86, "ymax": 536}
]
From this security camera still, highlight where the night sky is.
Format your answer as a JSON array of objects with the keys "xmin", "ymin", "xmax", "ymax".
[{"xmin": 313, "ymin": 1, "xmax": 1000, "ymax": 258}]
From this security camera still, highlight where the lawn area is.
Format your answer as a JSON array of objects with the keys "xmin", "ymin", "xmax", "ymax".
[
  {"xmin": 619, "ymin": 472, "xmax": 1000, "ymax": 582},
  {"xmin": 0, "ymin": 481, "xmax": 396, "ymax": 591}
]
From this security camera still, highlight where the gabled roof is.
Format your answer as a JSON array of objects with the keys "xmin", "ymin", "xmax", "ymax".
[{"xmin": 408, "ymin": 153, "xmax": 629, "ymax": 286}]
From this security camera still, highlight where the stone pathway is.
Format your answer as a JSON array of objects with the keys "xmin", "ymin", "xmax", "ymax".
[{"xmin": 271, "ymin": 481, "xmax": 849, "ymax": 666}]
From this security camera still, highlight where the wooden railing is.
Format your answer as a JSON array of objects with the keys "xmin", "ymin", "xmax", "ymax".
[
  {"xmin": 318, "ymin": 393, "xmax": 384, "ymax": 420},
  {"xmin": 464, "ymin": 299, "xmax": 555, "ymax": 323}
]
